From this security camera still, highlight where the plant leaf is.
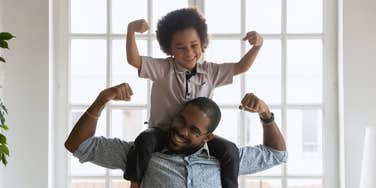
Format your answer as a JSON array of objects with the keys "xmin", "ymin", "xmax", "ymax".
[
  {"xmin": 0, "ymin": 40, "xmax": 9, "ymax": 49},
  {"xmin": 0, "ymin": 134, "xmax": 6, "ymax": 144},
  {"xmin": 0, "ymin": 101, "xmax": 8, "ymax": 114},
  {"xmin": 0, "ymin": 57, "xmax": 5, "ymax": 63},
  {"xmin": 0, "ymin": 124, "xmax": 9, "ymax": 130},
  {"xmin": 0, "ymin": 114, "xmax": 4, "ymax": 125},
  {"xmin": 0, "ymin": 144, "xmax": 10, "ymax": 156},
  {"xmin": 0, "ymin": 32, "xmax": 16, "ymax": 41},
  {"xmin": 1, "ymin": 153, "xmax": 8, "ymax": 166}
]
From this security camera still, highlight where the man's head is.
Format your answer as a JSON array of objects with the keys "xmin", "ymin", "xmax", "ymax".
[
  {"xmin": 168, "ymin": 97, "xmax": 221, "ymax": 154},
  {"xmin": 156, "ymin": 8, "xmax": 209, "ymax": 70}
]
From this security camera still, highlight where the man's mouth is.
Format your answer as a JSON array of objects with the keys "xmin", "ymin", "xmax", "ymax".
[{"xmin": 171, "ymin": 130, "xmax": 189, "ymax": 146}]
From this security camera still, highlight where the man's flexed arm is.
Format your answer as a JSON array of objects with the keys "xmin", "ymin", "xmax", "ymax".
[
  {"xmin": 126, "ymin": 19, "xmax": 149, "ymax": 69},
  {"xmin": 65, "ymin": 83, "xmax": 133, "ymax": 153},
  {"xmin": 240, "ymin": 93, "xmax": 286, "ymax": 151}
]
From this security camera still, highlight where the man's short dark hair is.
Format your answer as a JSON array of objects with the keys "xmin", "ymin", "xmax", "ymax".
[
  {"xmin": 156, "ymin": 8, "xmax": 208, "ymax": 55},
  {"xmin": 184, "ymin": 97, "xmax": 221, "ymax": 133}
]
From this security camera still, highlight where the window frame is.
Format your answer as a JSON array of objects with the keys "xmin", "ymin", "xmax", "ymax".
[{"xmin": 52, "ymin": 0, "xmax": 340, "ymax": 187}]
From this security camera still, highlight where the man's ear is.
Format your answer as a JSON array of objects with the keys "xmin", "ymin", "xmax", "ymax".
[{"xmin": 204, "ymin": 133, "xmax": 214, "ymax": 142}]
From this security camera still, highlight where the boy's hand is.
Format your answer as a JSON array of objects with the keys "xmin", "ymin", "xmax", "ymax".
[
  {"xmin": 242, "ymin": 31, "xmax": 263, "ymax": 47},
  {"xmin": 128, "ymin": 19, "xmax": 149, "ymax": 33}
]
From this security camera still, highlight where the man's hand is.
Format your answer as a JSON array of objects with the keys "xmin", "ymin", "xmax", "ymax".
[
  {"xmin": 100, "ymin": 83, "xmax": 133, "ymax": 102},
  {"xmin": 128, "ymin": 19, "xmax": 149, "ymax": 34},
  {"xmin": 242, "ymin": 31, "xmax": 263, "ymax": 47},
  {"xmin": 239, "ymin": 93, "xmax": 271, "ymax": 119}
]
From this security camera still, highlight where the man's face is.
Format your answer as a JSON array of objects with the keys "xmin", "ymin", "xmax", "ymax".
[{"xmin": 168, "ymin": 104, "xmax": 213, "ymax": 154}]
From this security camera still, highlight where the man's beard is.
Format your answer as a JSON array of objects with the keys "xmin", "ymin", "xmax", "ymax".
[{"xmin": 167, "ymin": 128, "xmax": 204, "ymax": 155}]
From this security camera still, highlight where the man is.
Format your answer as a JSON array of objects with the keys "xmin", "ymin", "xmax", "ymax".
[{"xmin": 65, "ymin": 83, "xmax": 287, "ymax": 188}]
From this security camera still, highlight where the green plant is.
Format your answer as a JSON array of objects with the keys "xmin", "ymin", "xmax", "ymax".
[
  {"xmin": 0, "ymin": 99, "xmax": 9, "ymax": 166},
  {"xmin": 0, "ymin": 32, "xmax": 16, "ymax": 63},
  {"xmin": 0, "ymin": 32, "xmax": 14, "ymax": 166}
]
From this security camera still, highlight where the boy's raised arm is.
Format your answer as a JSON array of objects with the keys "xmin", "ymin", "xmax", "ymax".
[
  {"xmin": 126, "ymin": 19, "xmax": 149, "ymax": 69},
  {"xmin": 233, "ymin": 31, "xmax": 263, "ymax": 76}
]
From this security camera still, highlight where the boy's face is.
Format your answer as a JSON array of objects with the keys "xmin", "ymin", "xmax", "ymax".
[
  {"xmin": 167, "ymin": 104, "xmax": 213, "ymax": 154},
  {"xmin": 170, "ymin": 28, "xmax": 203, "ymax": 70}
]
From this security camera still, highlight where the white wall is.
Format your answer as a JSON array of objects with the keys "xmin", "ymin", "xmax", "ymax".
[
  {"xmin": 0, "ymin": 0, "xmax": 4, "ymax": 185},
  {"xmin": 343, "ymin": 0, "xmax": 376, "ymax": 187},
  {"xmin": 1, "ymin": 0, "xmax": 50, "ymax": 188}
]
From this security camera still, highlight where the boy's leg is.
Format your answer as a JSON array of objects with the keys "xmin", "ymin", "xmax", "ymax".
[
  {"xmin": 207, "ymin": 135, "xmax": 240, "ymax": 188},
  {"xmin": 124, "ymin": 127, "xmax": 168, "ymax": 182}
]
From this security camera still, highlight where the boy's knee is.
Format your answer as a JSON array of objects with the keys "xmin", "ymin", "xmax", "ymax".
[
  {"xmin": 135, "ymin": 129, "xmax": 159, "ymax": 146},
  {"xmin": 223, "ymin": 142, "xmax": 240, "ymax": 162}
]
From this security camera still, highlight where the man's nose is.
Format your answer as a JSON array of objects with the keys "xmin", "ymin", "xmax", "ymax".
[{"xmin": 179, "ymin": 126, "xmax": 190, "ymax": 137}]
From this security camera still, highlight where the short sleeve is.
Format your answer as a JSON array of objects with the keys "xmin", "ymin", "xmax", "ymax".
[
  {"xmin": 206, "ymin": 62, "xmax": 234, "ymax": 87},
  {"xmin": 73, "ymin": 136, "xmax": 133, "ymax": 170},
  {"xmin": 139, "ymin": 56, "xmax": 171, "ymax": 81},
  {"xmin": 238, "ymin": 145, "xmax": 288, "ymax": 175}
]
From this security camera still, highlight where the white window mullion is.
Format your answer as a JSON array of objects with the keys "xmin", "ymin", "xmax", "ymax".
[
  {"xmin": 106, "ymin": 0, "xmax": 112, "ymax": 187},
  {"xmin": 281, "ymin": 0, "xmax": 288, "ymax": 186}
]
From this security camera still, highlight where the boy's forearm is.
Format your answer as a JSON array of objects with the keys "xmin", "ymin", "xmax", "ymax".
[
  {"xmin": 126, "ymin": 30, "xmax": 142, "ymax": 69},
  {"xmin": 234, "ymin": 45, "xmax": 261, "ymax": 75},
  {"xmin": 64, "ymin": 93, "xmax": 108, "ymax": 153}
]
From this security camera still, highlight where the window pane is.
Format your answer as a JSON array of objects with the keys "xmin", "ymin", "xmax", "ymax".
[
  {"xmin": 71, "ymin": 179, "xmax": 105, "ymax": 188},
  {"xmin": 246, "ymin": 39, "xmax": 281, "ymax": 105},
  {"xmin": 205, "ymin": 39, "xmax": 241, "ymax": 105},
  {"xmin": 244, "ymin": 179, "xmax": 282, "ymax": 188},
  {"xmin": 205, "ymin": 0, "xmax": 241, "ymax": 33},
  {"xmin": 152, "ymin": 0, "xmax": 188, "ymax": 31},
  {"xmin": 110, "ymin": 109, "xmax": 147, "ymax": 176},
  {"xmin": 246, "ymin": 0, "xmax": 281, "ymax": 34},
  {"xmin": 213, "ymin": 77, "xmax": 241, "ymax": 105},
  {"xmin": 205, "ymin": 39, "xmax": 241, "ymax": 63},
  {"xmin": 247, "ymin": 109, "xmax": 282, "ymax": 176},
  {"xmin": 71, "ymin": 0, "xmax": 106, "ymax": 33},
  {"xmin": 111, "ymin": 109, "xmax": 148, "ymax": 141},
  {"xmin": 288, "ymin": 179, "xmax": 322, "ymax": 188},
  {"xmin": 71, "ymin": 39, "xmax": 107, "ymax": 104},
  {"xmin": 112, "ymin": 39, "xmax": 148, "ymax": 105},
  {"xmin": 287, "ymin": 39, "xmax": 322, "ymax": 104},
  {"xmin": 112, "ymin": 0, "xmax": 148, "ymax": 34},
  {"xmin": 287, "ymin": 109, "xmax": 322, "ymax": 175},
  {"xmin": 214, "ymin": 109, "xmax": 240, "ymax": 144},
  {"xmin": 112, "ymin": 180, "xmax": 131, "ymax": 188},
  {"xmin": 287, "ymin": 0, "xmax": 323, "ymax": 33}
]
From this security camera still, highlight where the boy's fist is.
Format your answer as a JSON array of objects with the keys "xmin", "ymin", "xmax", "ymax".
[
  {"xmin": 242, "ymin": 31, "xmax": 263, "ymax": 47},
  {"xmin": 128, "ymin": 19, "xmax": 149, "ymax": 33}
]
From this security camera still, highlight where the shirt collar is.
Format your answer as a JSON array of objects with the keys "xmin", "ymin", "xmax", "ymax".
[
  {"xmin": 161, "ymin": 142, "xmax": 211, "ymax": 158},
  {"xmin": 169, "ymin": 56, "xmax": 207, "ymax": 75}
]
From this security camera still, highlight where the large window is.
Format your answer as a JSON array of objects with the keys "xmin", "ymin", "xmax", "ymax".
[{"xmin": 56, "ymin": 0, "xmax": 338, "ymax": 187}]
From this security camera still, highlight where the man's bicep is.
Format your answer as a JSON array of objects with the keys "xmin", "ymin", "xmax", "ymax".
[
  {"xmin": 73, "ymin": 136, "xmax": 133, "ymax": 170},
  {"xmin": 238, "ymin": 145, "xmax": 288, "ymax": 175}
]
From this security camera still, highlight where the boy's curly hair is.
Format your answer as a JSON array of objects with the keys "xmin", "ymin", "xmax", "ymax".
[{"xmin": 156, "ymin": 8, "xmax": 208, "ymax": 55}]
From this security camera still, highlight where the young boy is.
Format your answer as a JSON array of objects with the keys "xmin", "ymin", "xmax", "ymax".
[{"xmin": 125, "ymin": 8, "xmax": 263, "ymax": 188}]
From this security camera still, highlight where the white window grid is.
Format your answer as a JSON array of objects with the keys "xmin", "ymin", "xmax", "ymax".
[{"xmin": 54, "ymin": 0, "xmax": 339, "ymax": 187}]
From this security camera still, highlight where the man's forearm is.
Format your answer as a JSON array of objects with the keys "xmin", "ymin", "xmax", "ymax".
[
  {"xmin": 261, "ymin": 112, "xmax": 286, "ymax": 151},
  {"xmin": 65, "ymin": 94, "xmax": 108, "ymax": 153}
]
